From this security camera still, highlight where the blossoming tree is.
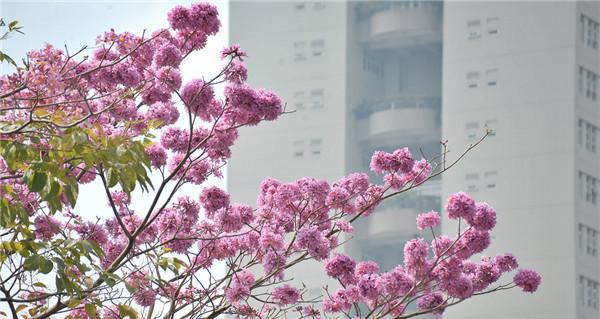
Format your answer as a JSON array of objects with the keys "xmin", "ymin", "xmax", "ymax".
[{"xmin": 0, "ymin": 3, "xmax": 540, "ymax": 319}]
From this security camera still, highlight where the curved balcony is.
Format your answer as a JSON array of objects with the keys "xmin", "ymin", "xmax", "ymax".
[
  {"xmin": 357, "ymin": 2, "xmax": 442, "ymax": 50},
  {"xmin": 356, "ymin": 95, "xmax": 440, "ymax": 146},
  {"xmin": 354, "ymin": 180, "xmax": 441, "ymax": 240}
]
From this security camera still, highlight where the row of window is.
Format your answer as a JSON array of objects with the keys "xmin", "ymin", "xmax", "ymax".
[
  {"xmin": 578, "ymin": 171, "xmax": 598, "ymax": 205},
  {"xmin": 578, "ymin": 118, "xmax": 598, "ymax": 153},
  {"xmin": 465, "ymin": 171, "xmax": 498, "ymax": 193},
  {"xmin": 579, "ymin": 275, "xmax": 599, "ymax": 311},
  {"xmin": 465, "ymin": 119, "xmax": 498, "ymax": 141},
  {"xmin": 293, "ymin": 39, "xmax": 325, "ymax": 62},
  {"xmin": 294, "ymin": 2, "xmax": 325, "ymax": 12},
  {"xmin": 466, "ymin": 16, "xmax": 500, "ymax": 40},
  {"xmin": 578, "ymin": 66, "xmax": 598, "ymax": 101},
  {"xmin": 292, "ymin": 89, "xmax": 324, "ymax": 111},
  {"xmin": 581, "ymin": 14, "xmax": 599, "ymax": 50},
  {"xmin": 466, "ymin": 69, "xmax": 498, "ymax": 88},
  {"xmin": 292, "ymin": 138, "xmax": 323, "ymax": 159},
  {"xmin": 362, "ymin": 54, "xmax": 384, "ymax": 77},
  {"xmin": 578, "ymin": 223, "xmax": 599, "ymax": 257}
]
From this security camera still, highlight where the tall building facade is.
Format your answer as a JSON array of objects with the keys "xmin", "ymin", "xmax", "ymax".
[
  {"xmin": 228, "ymin": 0, "xmax": 442, "ymax": 301},
  {"xmin": 442, "ymin": 2, "xmax": 599, "ymax": 319},
  {"xmin": 229, "ymin": 1, "xmax": 600, "ymax": 318}
]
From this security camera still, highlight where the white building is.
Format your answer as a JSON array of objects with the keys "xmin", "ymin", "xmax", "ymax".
[
  {"xmin": 442, "ymin": 2, "xmax": 599, "ymax": 319},
  {"xmin": 229, "ymin": 1, "xmax": 599, "ymax": 318}
]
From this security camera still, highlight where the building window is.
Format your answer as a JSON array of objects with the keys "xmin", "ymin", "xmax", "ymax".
[
  {"xmin": 579, "ymin": 119, "xmax": 585, "ymax": 146},
  {"xmin": 311, "ymin": 39, "xmax": 325, "ymax": 57},
  {"xmin": 579, "ymin": 66, "xmax": 597, "ymax": 101},
  {"xmin": 582, "ymin": 14, "xmax": 599, "ymax": 49},
  {"xmin": 466, "ymin": 173, "xmax": 480, "ymax": 192},
  {"xmin": 579, "ymin": 67, "xmax": 585, "ymax": 95},
  {"xmin": 312, "ymin": 2, "xmax": 325, "ymax": 10},
  {"xmin": 485, "ymin": 68, "xmax": 498, "ymax": 86},
  {"xmin": 293, "ymin": 91, "xmax": 306, "ymax": 112},
  {"xmin": 484, "ymin": 119, "xmax": 498, "ymax": 136},
  {"xmin": 587, "ymin": 226, "xmax": 598, "ymax": 257},
  {"xmin": 466, "ymin": 121, "xmax": 479, "ymax": 141},
  {"xmin": 587, "ymin": 121, "xmax": 597, "ymax": 153},
  {"xmin": 293, "ymin": 41, "xmax": 307, "ymax": 62},
  {"xmin": 587, "ymin": 173, "xmax": 598, "ymax": 205},
  {"xmin": 579, "ymin": 223, "xmax": 585, "ymax": 251},
  {"xmin": 363, "ymin": 54, "xmax": 383, "ymax": 77},
  {"xmin": 484, "ymin": 171, "xmax": 497, "ymax": 189},
  {"xmin": 579, "ymin": 171, "xmax": 598, "ymax": 205},
  {"xmin": 310, "ymin": 89, "xmax": 324, "ymax": 109},
  {"xmin": 466, "ymin": 71, "xmax": 480, "ymax": 88},
  {"xmin": 292, "ymin": 140, "xmax": 304, "ymax": 159},
  {"xmin": 310, "ymin": 138, "xmax": 323, "ymax": 156},
  {"xmin": 578, "ymin": 119, "xmax": 598, "ymax": 153},
  {"xmin": 466, "ymin": 19, "xmax": 481, "ymax": 39},
  {"xmin": 579, "ymin": 223, "xmax": 599, "ymax": 257},
  {"xmin": 486, "ymin": 16, "xmax": 500, "ymax": 35},
  {"xmin": 580, "ymin": 275, "xmax": 599, "ymax": 310}
]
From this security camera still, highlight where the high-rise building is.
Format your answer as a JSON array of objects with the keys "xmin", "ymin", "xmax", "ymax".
[
  {"xmin": 442, "ymin": 2, "xmax": 599, "ymax": 319},
  {"xmin": 228, "ymin": 0, "xmax": 442, "ymax": 306},
  {"xmin": 228, "ymin": 1, "xmax": 600, "ymax": 318}
]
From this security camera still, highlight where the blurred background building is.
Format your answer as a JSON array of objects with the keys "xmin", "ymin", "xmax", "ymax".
[{"xmin": 228, "ymin": 1, "xmax": 600, "ymax": 319}]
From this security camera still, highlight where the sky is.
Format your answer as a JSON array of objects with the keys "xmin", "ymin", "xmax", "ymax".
[{"xmin": 0, "ymin": 0, "xmax": 229, "ymax": 215}]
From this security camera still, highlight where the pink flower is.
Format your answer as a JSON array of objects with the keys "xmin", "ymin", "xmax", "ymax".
[
  {"xmin": 199, "ymin": 186, "xmax": 230, "ymax": 216},
  {"xmin": 381, "ymin": 267, "xmax": 414, "ymax": 296},
  {"xmin": 221, "ymin": 44, "xmax": 247, "ymax": 59},
  {"xmin": 355, "ymin": 261, "xmax": 379, "ymax": 276},
  {"xmin": 146, "ymin": 143, "xmax": 167, "ymax": 168},
  {"xmin": 181, "ymin": 79, "xmax": 217, "ymax": 121},
  {"xmin": 146, "ymin": 101, "xmax": 179, "ymax": 127},
  {"xmin": 416, "ymin": 210, "xmax": 441, "ymax": 230},
  {"xmin": 513, "ymin": 269, "xmax": 541, "ymax": 293},
  {"xmin": 445, "ymin": 192, "xmax": 476, "ymax": 221},
  {"xmin": 470, "ymin": 202, "xmax": 497, "ymax": 231},
  {"xmin": 393, "ymin": 147, "xmax": 415, "ymax": 173},
  {"xmin": 445, "ymin": 275, "xmax": 474, "ymax": 299},
  {"xmin": 34, "ymin": 215, "xmax": 62, "ymax": 240},
  {"xmin": 472, "ymin": 258, "xmax": 501, "ymax": 291},
  {"xmin": 325, "ymin": 254, "xmax": 356, "ymax": 284},
  {"xmin": 369, "ymin": 151, "xmax": 396, "ymax": 174},
  {"xmin": 225, "ymin": 60, "xmax": 247, "ymax": 84},
  {"xmin": 156, "ymin": 66, "xmax": 182, "ymax": 90},
  {"xmin": 167, "ymin": 5, "xmax": 190, "ymax": 30},
  {"xmin": 357, "ymin": 274, "xmax": 382, "ymax": 300},
  {"xmin": 272, "ymin": 285, "xmax": 300, "ymax": 305},
  {"xmin": 495, "ymin": 253, "xmax": 519, "ymax": 272},
  {"xmin": 416, "ymin": 291, "xmax": 446, "ymax": 314},
  {"xmin": 153, "ymin": 43, "xmax": 182, "ymax": 67},
  {"xmin": 335, "ymin": 220, "xmax": 353, "ymax": 233}
]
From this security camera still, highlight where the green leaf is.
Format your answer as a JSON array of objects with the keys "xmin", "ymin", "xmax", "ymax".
[
  {"xmin": 124, "ymin": 281, "xmax": 137, "ymax": 294},
  {"xmin": 67, "ymin": 298, "xmax": 81, "ymax": 309},
  {"xmin": 84, "ymin": 304, "xmax": 98, "ymax": 319},
  {"xmin": 64, "ymin": 183, "xmax": 78, "ymax": 207},
  {"xmin": 107, "ymin": 168, "xmax": 118, "ymax": 188},
  {"xmin": 39, "ymin": 257, "xmax": 53, "ymax": 274},
  {"xmin": 118, "ymin": 305, "xmax": 139, "ymax": 319},
  {"xmin": 28, "ymin": 172, "xmax": 47, "ymax": 192},
  {"xmin": 23, "ymin": 255, "xmax": 39, "ymax": 271}
]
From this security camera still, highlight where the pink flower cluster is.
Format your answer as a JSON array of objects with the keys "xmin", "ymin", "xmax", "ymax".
[{"xmin": 321, "ymin": 192, "xmax": 541, "ymax": 316}]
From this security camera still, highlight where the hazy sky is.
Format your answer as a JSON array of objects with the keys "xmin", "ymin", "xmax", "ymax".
[{"xmin": 0, "ymin": 0, "xmax": 230, "ymax": 215}]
